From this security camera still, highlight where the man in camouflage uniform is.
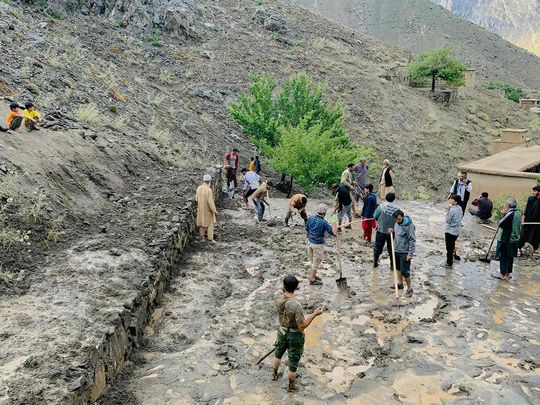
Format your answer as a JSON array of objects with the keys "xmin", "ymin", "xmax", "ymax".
[{"xmin": 272, "ymin": 275, "xmax": 322, "ymax": 392}]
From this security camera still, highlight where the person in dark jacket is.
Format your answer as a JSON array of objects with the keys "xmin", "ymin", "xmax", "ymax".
[
  {"xmin": 519, "ymin": 186, "xmax": 540, "ymax": 253},
  {"xmin": 388, "ymin": 210, "xmax": 416, "ymax": 297},
  {"xmin": 494, "ymin": 199, "xmax": 522, "ymax": 280},
  {"xmin": 361, "ymin": 184, "xmax": 377, "ymax": 242},
  {"xmin": 332, "ymin": 183, "xmax": 353, "ymax": 231},
  {"xmin": 254, "ymin": 156, "xmax": 261, "ymax": 175},
  {"xmin": 469, "ymin": 192, "xmax": 493, "ymax": 223}
]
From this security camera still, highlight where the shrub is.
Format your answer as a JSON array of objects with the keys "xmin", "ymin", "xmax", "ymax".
[
  {"xmin": 483, "ymin": 81, "xmax": 525, "ymax": 103},
  {"xmin": 147, "ymin": 33, "xmax": 162, "ymax": 47},
  {"xmin": 492, "ymin": 194, "xmax": 529, "ymax": 221},
  {"xmin": 75, "ymin": 103, "xmax": 100, "ymax": 126}
]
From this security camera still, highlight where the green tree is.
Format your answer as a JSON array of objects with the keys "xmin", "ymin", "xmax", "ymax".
[
  {"xmin": 270, "ymin": 117, "xmax": 376, "ymax": 192},
  {"xmin": 230, "ymin": 74, "xmax": 279, "ymax": 152},
  {"xmin": 408, "ymin": 47, "xmax": 466, "ymax": 92},
  {"xmin": 276, "ymin": 72, "xmax": 345, "ymax": 139}
]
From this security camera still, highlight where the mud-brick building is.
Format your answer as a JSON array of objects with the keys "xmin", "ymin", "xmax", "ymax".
[
  {"xmin": 520, "ymin": 98, "xmax": 540, "ymax": 110},
  {"xmin": 460, "ymin": 142, "xmax": 540, "ymax": 200}
]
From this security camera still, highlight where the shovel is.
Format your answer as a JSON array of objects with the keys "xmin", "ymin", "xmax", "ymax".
[
  {"xmin": 254, "ymin": 346, "xmax": 276, "ymax": 366},
  {"xmin": 335, "ymin": 233, "xmax": 348, "ymax": 290},
  {"xmin": 389, "ymin": 232, "xmax": 401, "ymax": 312},
  {"xmin": 479, "ymin": 225, "xmax": 499, "ymax": 263}
]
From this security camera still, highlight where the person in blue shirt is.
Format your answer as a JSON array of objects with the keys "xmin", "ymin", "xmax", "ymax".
[{"xmin": 305, "ymin": 204, "xmax": 335, "ymax": 285}]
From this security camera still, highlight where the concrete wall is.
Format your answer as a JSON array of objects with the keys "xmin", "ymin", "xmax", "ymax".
[
  {"xmin": 72, "ymin": 167, "xmax": 223, "ymax": 404},
  {"xmin": 467, "ymin": 171, "xmax": 537, "ymax": 200}
]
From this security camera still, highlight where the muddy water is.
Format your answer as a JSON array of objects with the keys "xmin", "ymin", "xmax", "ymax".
[{"xmin": 103, "ymin": 198, "xmax": 540, "ymax": 404}]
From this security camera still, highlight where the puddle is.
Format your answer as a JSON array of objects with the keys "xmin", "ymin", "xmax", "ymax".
[
  {"xmin": 408, "ymin": 295, "xmax": 438, "ymax": 322},
  {"xmin": 391, "ymin": 373, "xmax": 454, "ymax": 405}
]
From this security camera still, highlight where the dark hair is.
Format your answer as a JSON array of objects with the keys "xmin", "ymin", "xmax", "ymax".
[
  {"xmin": 250, "ymin": 157, "xmax": 254, "ymax": 160},
  {"xmin": 481, "ymin": 192, "xmax": 488, "ymax": 198},
  {"xmin": 255, "ymin": 156, "xmax": 259, "ymax": 159},
  {"xmin": 460, "ymin": 171, "xmax": 467, "ymax": 176},
  {"xmin": 393, "ymin": 209, "xmax": 404, "ymax": 219},
  {"xmin": 365, "ymin": 184, "xmax": 373, "ymax": 192},
  {"xmin": 533, "ymin": 186, "xmax": 540, "ymax": 192},
  {"xmin": 233, "ymin": 148, "xmax": 238, "ymax": 152},
  {"xmin": 267, "ymin": 181, "xmax": 274, "ymax": 187},
  {"xmin": 300, "ymin": 196, "xmax": 307, "ymax": 204},
  {"xmin": 283, "ymin": 275, "xmax": 299, "ymax": 292},
  {"xmin": 24, "ymin": 101, "xmax": 34, "ymax": 109},
  {"xmin": 240, "ymin": 168, "xmax": 247, "ymax": 173},
  {"xmin": 331, "ymin": 183, "xmax": 339, "ymax": 190},
  {"xmin": 347, "ymin": 163, "xmax": 354, "ymax": 168},
  {"xmin": 451, "ymin": 194, "xmax": 462, "ymax": 203},
  {"xmin": 9, "ymin": 102, "xmax": 19, "ymax": 110},
  {"xmin": 385, "ymin": 192, "xmax": 396, "ymax": 202}
]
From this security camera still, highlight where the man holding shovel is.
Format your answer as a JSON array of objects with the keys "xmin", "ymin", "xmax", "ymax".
[
  {"xmin": 252, "ymin": 181, "xmax": 273, "ymax": 222},
  {"xmin": 388, "ymin": 210, "xmax": 416, "ymax": 296},
  {"xmin": 272, "ymin": 275, "xmax": 323, "ymax": 392},
  {"xmin": 305, "ymin": 204, "xmax": 335, "ymax": 285}
]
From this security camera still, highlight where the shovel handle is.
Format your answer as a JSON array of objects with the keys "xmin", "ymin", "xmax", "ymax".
[
  {"xmin": 484, "ymin": 225, "xmax": 499, "ymax": 260},
  {"xmin": 389, "ymin": 232, "xmax": 399, "ymax": 300}
]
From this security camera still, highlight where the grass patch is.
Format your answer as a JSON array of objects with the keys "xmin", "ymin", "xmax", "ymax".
[{"xmin": 75, "ymin": 103, "xmax": 101, "ymax": 126}]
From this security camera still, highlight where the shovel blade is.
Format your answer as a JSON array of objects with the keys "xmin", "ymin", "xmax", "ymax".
[
  {"xmin": 336, "ymin": 277, "xmax": 348, "ymax": 291},
  {"xmin": 478, "ymin": 258, "xmax": 491, "ymax": 263}
]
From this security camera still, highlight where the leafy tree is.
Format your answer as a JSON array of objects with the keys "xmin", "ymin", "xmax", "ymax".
[
  {"xmin": 230, "ymin": 72, "xmax": 346, "ymax": 150},
  {"xmin": 276, "ymin": 72, "xmax": 345, "ymax": 139},
  {"xmin": 408, "ymin": 47, "xmax": 466, "ymax": 92},
  {"xmin": 230, "ymin": 74, "xmax": 279, "ymax": 153},
  {"xmin": 270, "ymin": 117, "xmax": 376, "ymax": 192}
]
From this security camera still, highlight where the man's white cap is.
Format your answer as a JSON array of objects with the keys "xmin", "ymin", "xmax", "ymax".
[
  {"xmin": 317, "ymin": 204, "xmax": 328, "ymax": 214},
  {"xmin": 383, "ymin": 159, "xmax": 390, "ymax": 165},
  {"xmin": 203, "ymin": 174, "xmax": 212, "ymax": 182}
]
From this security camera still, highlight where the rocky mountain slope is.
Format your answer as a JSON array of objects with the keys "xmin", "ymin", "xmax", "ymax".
[
  {"xmin": 433, "ymin": 0, "xmax": 540, "ymax": 56},
  {"xmin": 0, "ymin": 0, "xmax": 539, "ymax": 402},
  {"xmin": 294, "ymin": 0, "xmax": 540, "ymax": 90}
]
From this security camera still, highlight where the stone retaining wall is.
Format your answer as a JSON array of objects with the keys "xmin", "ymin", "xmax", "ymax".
[{"xmin": 74, "ymin": 167, "xmax": 223, "ymax": 404}]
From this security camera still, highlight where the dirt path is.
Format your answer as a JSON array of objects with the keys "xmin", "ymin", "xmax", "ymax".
[{"xmin": 102, "ymin": 196, "xmax": 540, "ymax": 404}]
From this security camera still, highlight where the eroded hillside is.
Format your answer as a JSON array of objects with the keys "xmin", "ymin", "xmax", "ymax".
[
  {"xmin": 295, "ymin": 0, "xmax": 540, "ymax": 90},
  {"xmin": 0, "ymin": 0, "xmax": 539, "ymax": 402}
]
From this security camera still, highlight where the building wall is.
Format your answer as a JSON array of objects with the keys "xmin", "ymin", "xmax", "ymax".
[{"xmin": 467, "ymin": 172, "xmax": 537, "ymax": 200}]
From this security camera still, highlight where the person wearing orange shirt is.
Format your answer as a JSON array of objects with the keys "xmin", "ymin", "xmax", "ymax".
[{"xmin": 6, "ymin": 102, "xmax": 24, "ymax": 131}]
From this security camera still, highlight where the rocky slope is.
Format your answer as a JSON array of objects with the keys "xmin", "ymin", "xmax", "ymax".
[
  {"xmin": 294, "ymin": 0, "xmax": 540, "ymax": 90},
  {"xmin": 0, "ymin": 0, "xmax": 539, "ymax": 402},
  {"xmin": 433, "ymin": 0, "xmax": 540, "ymax": 56}
]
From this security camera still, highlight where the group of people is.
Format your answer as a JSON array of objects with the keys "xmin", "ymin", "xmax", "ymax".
[
  {"xmin": 2, "ymin": 101, "xmax": 43, "ymax": 132},
  {"xmin": 194, "ymin": 155, "xmax": 540, "ymax": 393}
]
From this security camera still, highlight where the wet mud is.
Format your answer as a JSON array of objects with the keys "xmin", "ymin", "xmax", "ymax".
[{"xmin": 102, "ymin": 197, "xmax": 540, "ymax": 404}]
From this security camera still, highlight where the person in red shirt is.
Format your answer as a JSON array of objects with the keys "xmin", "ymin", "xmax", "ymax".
[{"xmin": 224, "ymin": 148, "xmax": 239, "ymax": 195}]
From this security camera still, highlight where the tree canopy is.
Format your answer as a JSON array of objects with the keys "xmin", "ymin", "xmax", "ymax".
[
  {"xmin": 408, "ymin": 46, "xmax": 466, "ymax": 92},
  {"xmin": 230, "ymin": 73, "xmax": 378, "ymax": 191}
]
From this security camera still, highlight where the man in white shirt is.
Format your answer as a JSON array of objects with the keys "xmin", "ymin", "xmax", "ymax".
[
  {"xmin": 448, "ymin": 171, "xmax": 473, "ymax": 215},
  {"xmin": 240, "ymin": 167, "xmax": 260, "ymax": 209}
]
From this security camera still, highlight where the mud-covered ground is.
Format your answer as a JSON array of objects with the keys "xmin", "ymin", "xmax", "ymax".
[{"xmin": 102, "ymin": 195, "xmax": 539, "ymax": 404}]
